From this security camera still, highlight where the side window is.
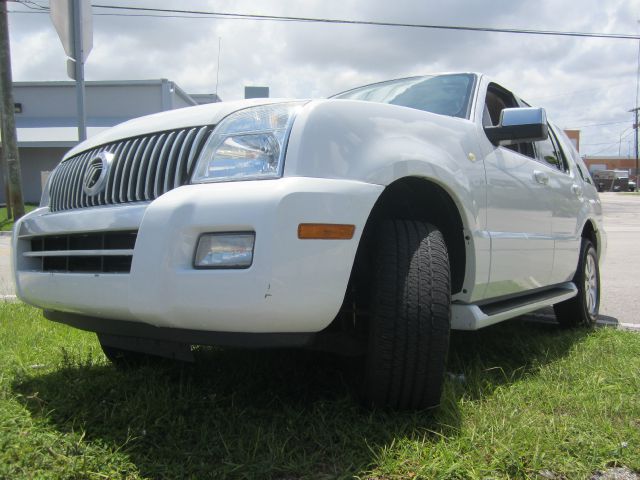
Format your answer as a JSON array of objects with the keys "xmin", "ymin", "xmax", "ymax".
[
  {"xmin": 534, "ymin": 127, "xmax": 569, "ymax": 173},
  {"xmin": 577, "ymin": 164, "xmax": 593, "ymax": 184},
  {"xmin": 555, "ymin": 127, "xmax": 594, "ymax": 184},
  {"xmin": 484, "ymin": 83, "xmax": 535, "ymax": 159}
]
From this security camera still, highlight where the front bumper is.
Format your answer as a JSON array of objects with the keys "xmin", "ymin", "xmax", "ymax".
[{"xmin": 14, "ymin": 177, "xmax": 383, "ymax": 333}]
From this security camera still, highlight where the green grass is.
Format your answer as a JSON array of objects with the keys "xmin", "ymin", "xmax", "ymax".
[
  {"xmin": 0, "ymin": 204, "xmax": 38, "ymax": 231},
  {"xmin": 0, "ymin": 303, "xmax": 638, "ymax": 479}
]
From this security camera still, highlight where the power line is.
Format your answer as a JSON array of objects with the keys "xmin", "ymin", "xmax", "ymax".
[
  {"xmin": 13, "ymin": 0, "xmax": 47, "ymax": 11},
  {"xmin": 589, "ymin": 143, "xmax": 630, "ymax": 156},
  {"xmin": 528, "ymin": 82, "xmax": 632, "ymax": 102},
  {"xmin": 7, "ymin": 9, "xmax": 305, "ymax": 21},
  {"xmin": 8, "ymin": 1, "xmax": 640, "ymax": 40},
  {"xmin": 581, "ymin": 131, "xmax": 634, "ymax": 147},
  {"xmin": 566, "ymin": 120, "xmax": 630, "ymax": 129}
]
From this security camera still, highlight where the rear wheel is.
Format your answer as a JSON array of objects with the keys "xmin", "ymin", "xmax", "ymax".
[
  {"xmin": 361, "ymin": 219, "xmax": 451, "ymax": 410},
  {"xmin": 554, "ymin": 238, "xmax": 600, "ymax": 327}
]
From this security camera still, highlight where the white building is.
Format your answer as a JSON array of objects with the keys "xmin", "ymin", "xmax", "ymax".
[{"xmin": 3, "ymin": 79, "xmax": 220, "ymax": 203}]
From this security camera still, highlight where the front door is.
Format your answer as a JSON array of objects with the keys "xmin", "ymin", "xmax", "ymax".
[{"xmin": 480, "ymin": 83, "xmax": 555, "ymax": 299}]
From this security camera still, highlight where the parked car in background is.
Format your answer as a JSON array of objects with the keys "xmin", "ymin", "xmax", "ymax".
[
  {"xmin": 593, "ymin": 169, "xmax": 631, "ymax": 192},
  {"xmin": 13, "ymin": 73, "xmax": 606, "ymax": 410}
]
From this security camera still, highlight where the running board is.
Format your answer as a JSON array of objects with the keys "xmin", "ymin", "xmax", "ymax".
[{"xmin": 451, "ymin": 283, "xmax": 578, "ymax": 330}]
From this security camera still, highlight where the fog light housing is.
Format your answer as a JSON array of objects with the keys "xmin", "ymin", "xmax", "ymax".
[{"xmin": 194, "ymin": 233, "xmax": 255, "ymax": 269}]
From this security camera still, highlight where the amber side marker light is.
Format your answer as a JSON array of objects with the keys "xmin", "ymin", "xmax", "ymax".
[{"xmin": 298, "ymin": 223, "xmax": 355, "ymax": 240}]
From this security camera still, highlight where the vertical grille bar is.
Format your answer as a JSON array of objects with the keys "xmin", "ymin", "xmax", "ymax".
[
  {"xmin": 153, "ymin": 131, "xmax": 177, "ymax": 199},
  {"xmin": 135, "ymin": 135, "xmax": 158, "ymax": 201},
  {"xmin": 48, "ymin": 167, "xmax": 63, "ymax": 210},
  {"xmin": 110, "ymin": 140, "xmax": 135, "ymax": 205},
  {"xmin": 73, "ymin": 151, "xmax": 92, "ymax": 209},
  {"xmin": 163, "ymin": 129, "xmax": 187, "ymax": 194},
  {"xmin": 126, "ymin": 136, "xmax": 150, "ymax": 202},
  {"xmin": 103, "ymin": 141, "xmax": 127, "ymax": 206},
  {"xmin": 173, "ymin": 128, "xmax": 197, "ymax": 188},
  {"xmin": 86, "ymin": 145, "xmax": 108, "ymax": 208},
  {"xmin": 60, "ymin": 158, "xmax": 77, "ymax": 211},
  {"xmin": 186, "ymin": 126, "xmax": 211, "ymax": 176},
  {"xmin": 144, "ymin": 133, "xmax": 167, "ymax": 201},
  {"xmin": 118, "ymin": 138, "xmax": 141, "ymax": 204},
  {"xmin": 51, "ymin": 161, "xmax": 67, "ymax": 212}
]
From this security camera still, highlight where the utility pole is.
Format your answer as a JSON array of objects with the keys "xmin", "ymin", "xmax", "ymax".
[
  {"xmin": 1, "ymin": 104, "xmax": 13, "ymax": 218},
  {"xmin": 0, "ymin": 0, "xmax": 24, "ymax": 220},
  {"xmin": 631, "ymin": 107, "xmax": 639, "ymax": 183},
  {"xmin": 633, "ymin": 25, "xmax": 640, "ymax": 183}
]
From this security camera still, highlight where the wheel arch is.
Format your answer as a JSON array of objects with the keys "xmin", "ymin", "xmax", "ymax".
[
  {"xmin": 581, "ymin": 219, "xmax": 597, "ymax": 248},
  {"xmin": 580, "ymin": 218, "xmax": 606, "ymax": 261},
  {"xmin": 350, "ymin": 176, "xmax": 470, "ymax": 297}
]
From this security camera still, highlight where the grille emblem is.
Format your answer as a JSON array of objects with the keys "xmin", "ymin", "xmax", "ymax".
[{"xmin": 83, "ymin": 152, "xmax": 114, "ymax": 196}]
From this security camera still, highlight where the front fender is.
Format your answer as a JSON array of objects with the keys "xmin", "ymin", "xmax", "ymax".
[{"xmin": 285, "ymin": 99, "xmax": 485, "ymax": 233}]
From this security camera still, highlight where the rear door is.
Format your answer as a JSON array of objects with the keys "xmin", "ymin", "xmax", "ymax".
[{"xmin": 544, "ymin": 127, "xmax": 583, "ymax": 283}]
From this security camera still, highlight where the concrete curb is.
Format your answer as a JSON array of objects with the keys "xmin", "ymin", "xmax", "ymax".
[
  {"xmin": 0, "ymin": 295, "xmax": 18, "ymax": 302},
  {"xmin": 522, "ymin": 312, "xmax": 639, "ymax": 332},
  {"xmin": 618, "ymin": 322, "xmax": 640, "ymax": 331},
  {"xmin": 0, "ymin": 231, "xmax": 12, "ymax": 237}
]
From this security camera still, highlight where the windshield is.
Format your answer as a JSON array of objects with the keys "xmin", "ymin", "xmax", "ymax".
[{"xmin": 332, "ymin": 73, "xmax": 476, "ymax": 119}]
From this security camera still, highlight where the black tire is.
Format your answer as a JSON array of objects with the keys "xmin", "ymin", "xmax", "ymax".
[
  {"xmin": 362, "ymin": 219, "xmax": 451, "ymax": 410},
  {"xmin": 554, "ymin": 238, "xmax": 600, "ymax": 327}
]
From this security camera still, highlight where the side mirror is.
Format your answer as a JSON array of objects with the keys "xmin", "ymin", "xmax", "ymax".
[{"xmin": 484, "ymin": 107, "xmax": 549, "ymax": 145}]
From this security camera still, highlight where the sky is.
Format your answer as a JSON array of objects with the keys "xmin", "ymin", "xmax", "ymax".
[{"xmin": 7, "ymin": 0, "xmax": 640, "ymax": 157}]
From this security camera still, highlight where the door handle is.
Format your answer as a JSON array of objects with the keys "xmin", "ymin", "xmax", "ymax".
[
  {"xmin": 571, "ymin": 184, "xmax": 583, "ymax": 196},
  {"xmin": 533, "ymin": 170, "xmax": 549, "ymax": 185}
]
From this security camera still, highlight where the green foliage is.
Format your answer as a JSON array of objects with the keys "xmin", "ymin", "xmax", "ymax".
[
  {"xmin": 0, "ymin": 204, "xmax": 38, "ymax": 231},
  {"xmin": 0, "ymin": 303, "xmax": 638, "ymax": 479}
]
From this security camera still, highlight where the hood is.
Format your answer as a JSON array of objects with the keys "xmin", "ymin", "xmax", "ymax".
[{"xmin": 63, "ymin": 98, "xmax": 300, "ymax": 160}]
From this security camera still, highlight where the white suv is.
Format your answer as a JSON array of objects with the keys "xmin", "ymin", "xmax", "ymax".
[{"xmin": 13, "ymin": 73, "xmax": 605, "ymax": 410}]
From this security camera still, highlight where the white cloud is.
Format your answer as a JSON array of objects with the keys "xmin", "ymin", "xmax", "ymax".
[{"xmin": 7, "ymin": 0, "xmax": 640, "ymax": 156}]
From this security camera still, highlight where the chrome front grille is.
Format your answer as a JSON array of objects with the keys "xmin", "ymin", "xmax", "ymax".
[{"xmin": 49, "ymin": 125, "xmax": 212, "ymax": 212}]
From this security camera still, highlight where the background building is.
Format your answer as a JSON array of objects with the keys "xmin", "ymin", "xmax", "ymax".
[
  {"xmin": 564, "ymin": 130, "xmax": 638, "ymax": 176},
  {"xmin": 583, "ymin": 156, "xmax": 638, "ymax": 175},
  {"xmin": 1, "ymin": 79, "xmax": 220, "ymax": 204}
]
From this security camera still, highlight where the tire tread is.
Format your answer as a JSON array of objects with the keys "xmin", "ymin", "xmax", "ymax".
[{"xmin": 364, "ymin": 219, "xmax": 451, "ymax": 409}]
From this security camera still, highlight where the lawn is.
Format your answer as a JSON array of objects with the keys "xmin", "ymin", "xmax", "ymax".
[
  {"xmin": 0, "ymin": 302, "xmax": 638, "ymax": 479},
  {"xmin": 0, "ymin": 204, "xmax": 38, "ymax": 231}
]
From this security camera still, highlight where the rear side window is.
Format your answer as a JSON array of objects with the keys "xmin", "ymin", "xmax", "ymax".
[
  {"xmin": 555, "ymin": 128, "xmax": 593, "ymax": 184},
  {"xmin": 534, "ymin": 127, "xmax": 568, "ymax": 173}
]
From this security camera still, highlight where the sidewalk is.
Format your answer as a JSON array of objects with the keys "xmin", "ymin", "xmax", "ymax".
[{"xmin": 0, "ymin": 234, "xmax": 14, "ymax": 297}]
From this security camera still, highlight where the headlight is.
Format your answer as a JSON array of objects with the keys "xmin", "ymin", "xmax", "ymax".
[{"xmin": 191, "ymin": 102, "xmax": 305, "ymax": 183}]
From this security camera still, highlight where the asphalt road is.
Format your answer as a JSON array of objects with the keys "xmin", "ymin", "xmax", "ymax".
[
  {"xmin": 0, "ymin": 193, "xmax": 638, "ymax": 327},
  {"xmin": 596, "ymin": 193, "xmax": 640, "ymax": 327}
]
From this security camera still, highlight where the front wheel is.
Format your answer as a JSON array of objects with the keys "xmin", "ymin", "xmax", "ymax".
[
  {"xmin": 554, "ymin": 238, "xmax": 600, "ymax": 327},
  {"xmin": 361, "ymin": 220, "xmax": 451, "ymax": 410}
]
